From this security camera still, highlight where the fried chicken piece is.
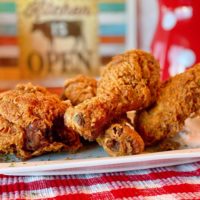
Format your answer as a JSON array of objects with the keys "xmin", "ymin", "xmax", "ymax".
[
  {"xmin": 61, "ymin": 75, "xmax": 97, "ymax": 105},
  {"xmin": 64, "ymin": 50, "xmax": 160, "ymax": 141},
  {"xmin": 97, "ymin": 118, "xmax": 144, "ymax": 156},
  {"xmin": 136, "ymin": 64, "xmax": 200, "ymax": 146},
  {"xmin": 0, "ymin": 83, "xmax": 81, "ymax": 159},
  {"xmin": 61, "ymin": 74, "xmax": 144, "ymax": 156},
  {"xmin": 62, "ymin": 76, "xmax": 144, "ymax": 156}
]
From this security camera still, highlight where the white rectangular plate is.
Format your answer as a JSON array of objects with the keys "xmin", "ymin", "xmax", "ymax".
[{"xmin": 1, "ymin": 144, "xmax": 200, "ymax": 176}]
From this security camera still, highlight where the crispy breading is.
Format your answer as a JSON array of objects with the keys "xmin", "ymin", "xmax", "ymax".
[
  {"xmin": 61, "ymin": 75, "xmax": 144, "ymax": 156},
  {"xmin": 97, "ymin": 49, "xmax": 160, "ymax": 107},
  {"xmin": 136, "ymin": 64, "xmax": 200, "ymax": 146},
  {"xmin": 0, "ymin": 83, "xmax": 81, "ymax": 159},
  {"xmin": 97, "ymin": 118, "xmax": 144, "ymax": 156},
  {"xmin": 62, "ymin": 75, "xmax": 97, "ymax": 105},
  {"xmin": 64, "ymin": 50, "xmax": 160, "ymax": 141}
]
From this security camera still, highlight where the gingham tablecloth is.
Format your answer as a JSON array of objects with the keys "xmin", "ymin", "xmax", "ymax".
[{"xmin": 1, "ymin": 162, "xmax": 200, "ymax": 200}]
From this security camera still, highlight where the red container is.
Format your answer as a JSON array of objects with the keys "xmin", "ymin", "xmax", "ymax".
[{"xmin": 151, "ymin": 0, "xmax": 200, "ymax": 80}]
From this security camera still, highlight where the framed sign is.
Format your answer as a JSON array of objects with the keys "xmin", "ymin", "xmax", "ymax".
[{"xmin": 18, "ymin": 0, "xmax": 99, "ymax": 79}]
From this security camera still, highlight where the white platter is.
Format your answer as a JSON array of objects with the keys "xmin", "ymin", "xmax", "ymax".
[{"xmin": 0, "ymin": 144, "xmax": 200, "ymax": 176}]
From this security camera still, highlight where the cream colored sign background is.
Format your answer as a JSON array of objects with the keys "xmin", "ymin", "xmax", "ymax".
[{"xmin": 18, "ymin": 0, "xmax": 99, "ymax": 79}]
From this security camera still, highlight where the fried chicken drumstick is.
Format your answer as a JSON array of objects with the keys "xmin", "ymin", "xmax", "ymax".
[
  {"xmin": 64, "ymin": 50, "xmax": 160, "ymax": 141},
  {"xmin": 97, "ymin": 118, "xmax": 144, "ymax": 156},
  {"xmin": 62, "ymin": 76, "xmax": 145, "ymax": 156},
  {"xmin": 0, "ymin": 83, "xmax": 81, "ymax": 159},
  {"xmin": 136, "ymin": 64, "xmax": 200, "ymax": 146}
]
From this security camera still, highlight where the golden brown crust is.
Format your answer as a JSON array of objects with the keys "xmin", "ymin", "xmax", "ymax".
[
  {"xmin": 65, "ymin": 96, "xmax": 111, "ymax": 140},
  {"xmin": 0, "ymin": 83, "xmax": 66, "ymax": 128},
  {"xmin": 97, "ymin": 49, "xmax": 160, "ymax": 107},
  {"xmin": 62, "ymin": 75, "xmax": 97, "ymax": 105},
  {"xmin": 97, "ymin": 119, "xmax": 144, "ymax": 156},
  {"xmin": 64, "ymin": 50, "xmax": 160, "ymax": 141},
  {"xmin": 136, "ymin": 64, "xmax": 200, "ymax": 146},
  {"xmin": 0, "ymin": 83, "xmax": 81, "ymax": 159}
]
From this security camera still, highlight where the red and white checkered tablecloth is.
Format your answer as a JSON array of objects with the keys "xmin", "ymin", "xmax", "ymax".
[{"xmin": 1, "ymin": 162, "xmax": 200, "ymax": 200}]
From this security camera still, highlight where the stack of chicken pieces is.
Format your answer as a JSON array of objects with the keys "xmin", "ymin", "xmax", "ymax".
[{"xmin": 0, "ymin": 49, "xmax": 199, "ymax": 159}]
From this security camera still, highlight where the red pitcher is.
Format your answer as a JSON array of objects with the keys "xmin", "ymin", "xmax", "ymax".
[{"xmin": 151, "ymin": 0, "xmax": 200, "ymax": 80}]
